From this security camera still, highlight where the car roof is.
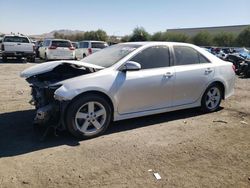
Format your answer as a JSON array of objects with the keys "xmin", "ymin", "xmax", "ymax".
[
  {"xmin": 4, "ymin": 35, "xmax": 28, "ymax": 38},
  {"xmin": 78, "ymin": 40, "xmax": 107, "ymax": 43},
  {"xmin": 122, "ymin": 41, "xmax": 196, "ymax": 47},
  {"xmin": 51, "ymin": 39, "xmax": 70, "ymax": 41}
]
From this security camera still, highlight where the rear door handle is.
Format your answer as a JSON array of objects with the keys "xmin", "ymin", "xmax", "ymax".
[
  {"xmin": 205, "ymin": 68, "xmax": 213, "ymax": 74},
  {"xmin": 164, "ymin": 72, "xmax": 174, "ymax": 78}
]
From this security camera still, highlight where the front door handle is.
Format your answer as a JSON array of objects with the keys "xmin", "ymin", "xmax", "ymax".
[{"xmin": 164, "ymin": 72, "xmax": 174, "ymax": 78}]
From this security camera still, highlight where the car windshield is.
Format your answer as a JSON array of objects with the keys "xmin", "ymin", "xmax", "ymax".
[
  {"xmin": 80, "ymin": 44, "xmax": 141, "ymax": 68},
  {"xmin": 52, "ymin": 40, "xmax": 71, "ymax": 47},
  {"xmin": 4, "ymin": 36, "xmax": 29, "ymax": 43}
]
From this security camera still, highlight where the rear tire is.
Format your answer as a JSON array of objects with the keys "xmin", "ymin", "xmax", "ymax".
[
  {"xmin": 45, "ymin": 53, "xmax": 48, "ymax": 61},
  {"xmin": 201, "ymin": 84, "xmax": 222, "ymax": 112},
  {"xmin": 2, "ymin": 56, "xmax": 7, "ymax": 62},
  {"xmin": 39, "ymin": 52, "xmax": 43, "ymax": 60},
  {"xmin": 82, "ymin": 54, "xmax": 86, "ymax": 59},
  {"xmin": 29, "ymin": 56, "xmax": 35, "ymax": 63},
  {"xmin": 17, "ymin": 57, "xmax": 22, "ymax": 62},
  {"xmin": 66, "ymin": 94, "xmax": 112, "ymax": 139},
  {"xmin": 243, "ymin": 69, "xmax": 250, "ymax": 78}
]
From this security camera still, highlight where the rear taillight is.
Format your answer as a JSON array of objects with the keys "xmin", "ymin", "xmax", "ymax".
[
  {"xmin": 33, "ymin": 45, "xmax": 35, "ymax": 51},
  {"xmin": 232, "ymin": 64, "xmax": 236, "ymax": 72},
  {"xmin": 88, "ymin": 48, "xmax": 92, "ymax": 54},
  {"xmin": 1, "ymin": 44, "xmax": 4, "ymax": 51},
  {"xmin": 69, "ymin": 47, "xmax": 75, "ymax": 50},
  {"xmin": 48, "ymin": 46, "xmax": 57, "ymax": 49}
]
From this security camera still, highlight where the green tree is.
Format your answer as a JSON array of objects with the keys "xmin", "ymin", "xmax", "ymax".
[
  {"xmin": 236, "ymin": 27, "xmax": 250, "ymax": 47},
  {"xmin": 83, "ymin": 29, "xmax": 108, "ymax": 41},
  {"xmin": 164, "ymin": 32, "xmax": 189, "ymax": 42},
  {"xmin": 121, "ymin": 35, "xmax": 130, "ymax": 42},
  {"xmin": 151, "ymin": 32, "xmax": 164, "ymax": 41},
  {"xmin": 213, "ymin": 32, "xmax": 235, "ymax": 47},
  {"xmin": 129, "ymin": 27, "xmax": 150, "ymax": 42},
  {"xmin": 192, "ymin": 31, "xmax": 213, "ymax": 46},
  {"xmin": 53, "ymin": 32, "xmax": 65, "ymax": 39}
]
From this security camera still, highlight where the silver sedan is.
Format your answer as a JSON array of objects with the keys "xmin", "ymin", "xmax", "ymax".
[{"xmin": 21, "ymin": 42, "xmax": 235, "ymax": 138}]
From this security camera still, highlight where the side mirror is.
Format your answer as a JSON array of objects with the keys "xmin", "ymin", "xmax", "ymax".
[{"xmin": 121, "ymin": 61, "xmax": 141, "ymax": 71}]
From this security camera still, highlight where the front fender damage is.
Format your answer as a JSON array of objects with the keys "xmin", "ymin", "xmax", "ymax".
[{"xmin": 22, "ymin": 62, "xmax": 96, "ymax": 132}]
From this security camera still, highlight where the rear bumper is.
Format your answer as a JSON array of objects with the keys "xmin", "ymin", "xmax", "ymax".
[
  {"xmin": 47, "ymin": 54, "xmax": 75, "ymax": 60},
  {"xmin": 2, "ymin": 51, "xmax": 35, "ymax": 58},
  {"xmin": 224, "ymin": 76, "xmax": 235, "ymax": 99}
]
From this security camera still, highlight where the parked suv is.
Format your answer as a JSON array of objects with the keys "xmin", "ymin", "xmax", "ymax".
[
  {"xmin": 39, "ymin": 39, "xmax": 75, "ymax": 60},
  {"xmin": 0, "ymin": 37, "xmax": 2, "ymax": 56},
  {"xmin": 1, "ymin": 35, "xmax": 35, "ymax": 62},
  {"xmin": 75, "ymin": 40, "xmax": 108, "ymax": 59}
]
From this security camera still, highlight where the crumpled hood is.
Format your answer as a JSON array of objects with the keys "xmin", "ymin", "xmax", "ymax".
[{"xmin": 20, "ymin": 60, "xmax": 104, "ymax": 78}]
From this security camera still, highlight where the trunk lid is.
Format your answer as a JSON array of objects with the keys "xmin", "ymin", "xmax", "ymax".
[{"xmin": 4, "ymin": 42, "xmax": 33, "ymax": 52}]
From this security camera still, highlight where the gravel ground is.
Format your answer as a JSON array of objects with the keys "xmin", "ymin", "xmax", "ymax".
[{"xmin": 0, "ymin": 59, "xmax": 249, "ymax": 188}]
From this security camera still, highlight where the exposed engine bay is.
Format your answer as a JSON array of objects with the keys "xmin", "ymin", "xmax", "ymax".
[{"xmin": 24, "ymin": 62, "xmax": 96, "ymax": 128}]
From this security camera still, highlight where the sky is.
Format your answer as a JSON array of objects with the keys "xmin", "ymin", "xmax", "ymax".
[{"xmin": 0, "ymin": 0, "xmax": 249, "ymax": 36}]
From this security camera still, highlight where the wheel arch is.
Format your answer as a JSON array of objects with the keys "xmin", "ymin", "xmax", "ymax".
[
  {"xmin": 206, "ymin": 81, "xmax": 225, "ymax": 99},
  {"xmin": 65, "ymin": 90, "xmax": 115, "ymax": 120}
]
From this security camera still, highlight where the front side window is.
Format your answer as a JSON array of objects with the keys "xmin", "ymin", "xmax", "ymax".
[
  {"xmin": 79, "ymin": 42, "xmax": 89, "ymax": 48},
  {"xmin": 173, "ymin": 46, "xmax": 210, "ymax": 65},
  {"xmin": 130, "ymin": 46, "xmax": 170, "ymax": 69},
  {"xmin": 44, "ymin": 40, "xmax": 50, "ymax": 46}
]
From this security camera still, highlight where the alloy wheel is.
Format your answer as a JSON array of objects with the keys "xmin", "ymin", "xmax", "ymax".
[
  {"xmin": 205, "ymin": 87, "xmax": 221, "ymax": 110},
  {"xmin": 74, "ymin": 101, "xmax": 107, "ymax": 134}
]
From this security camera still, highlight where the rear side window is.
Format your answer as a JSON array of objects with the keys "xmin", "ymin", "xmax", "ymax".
[
  {"xmin": 199, "ymin": 54, "xmax": 210, "ymax": 63},
  {"xmin": 51, "ymin": 41, "xmax": 71, "ymax": 47},
  {"xmin": 91, "ymin": 42, "xmax": 108, "ymax": 49},
  {"xmin": 4, "ymin": 36, "xmax": 29, "ymax": 43},
  {"xmin": 79, "ymin": 42, "xmax": 89, "ymax": 48},
  {"xmin": 173, "ymin": 46, "xmax": 210, "ymax": 65},
  {"xmin": 131, "ymin": 46, "xmax": 170, "ymax": 69}
]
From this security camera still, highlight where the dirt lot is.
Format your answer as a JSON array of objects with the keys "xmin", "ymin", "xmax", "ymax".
[{"xmin": 0, "ymin": 59, "xmax": 249, "ymax": 188}]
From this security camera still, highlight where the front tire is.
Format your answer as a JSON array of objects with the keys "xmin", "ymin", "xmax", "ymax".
[
  {"xmin": 201, "ymin": 84, "xmax": 222, "ymax": 112},
  {"xmin": 66, "ymin": 94, "xmax": 112, "ymax": 139}
]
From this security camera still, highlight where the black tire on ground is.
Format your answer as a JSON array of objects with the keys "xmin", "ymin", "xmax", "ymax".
[
  {"xmin": 243, "ymin": 70, "xmax": 250, "ymax": 78},
  {"xmin": 201, "ymin": 83, "xmax": 222, "ymax": 113},
  {"xmin": 17, "ymin": 57, "xmax": 22, "ymax": 62},
  {"xmin": 29, "ymin": 56, "xmax": 35, "ymax": 63},
  {"xmin": 65, "ymin": 94, "xmax": 112, "ymax": 139},
  {"xmin": 2, "ymin": 56, "xmax": 7, "ymax": 62},
  {"xmin": 45, "ymin": 53, "xmax": 48, "ymax": 61},
  {"xmin": 39, "ymin": 53, "xmax": 43, "ymax": 60},
  {"xmin": 83, "ymin": 54, "xmax": 86, "ymax": 58}
]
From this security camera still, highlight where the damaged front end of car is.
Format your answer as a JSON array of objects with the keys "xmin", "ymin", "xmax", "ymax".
[{"xmin": 21, "ymin": 60, "xmax": 103, "ymax": 129}]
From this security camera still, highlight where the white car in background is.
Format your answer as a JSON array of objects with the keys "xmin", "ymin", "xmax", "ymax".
[
  {"xmin": 75, "ymin": 40, "xmax": 108, "ymax": 59},
  {"xmin": 39, "ymin": 39, "xmax": 75, "ymax": 60},
  {"xmin": 21, "ymin": 42, "xmax": 235, "ymax": 139}
]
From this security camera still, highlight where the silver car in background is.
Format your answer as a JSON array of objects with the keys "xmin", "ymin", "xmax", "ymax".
[{"xmin": 21, "ymin": 42, "xmax": 235, "ymax": 139}]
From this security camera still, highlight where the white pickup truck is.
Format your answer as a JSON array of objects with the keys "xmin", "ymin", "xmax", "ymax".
[{"xmin": 1, "ymin": 35, "xmax": 35, "ymax": 62}]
